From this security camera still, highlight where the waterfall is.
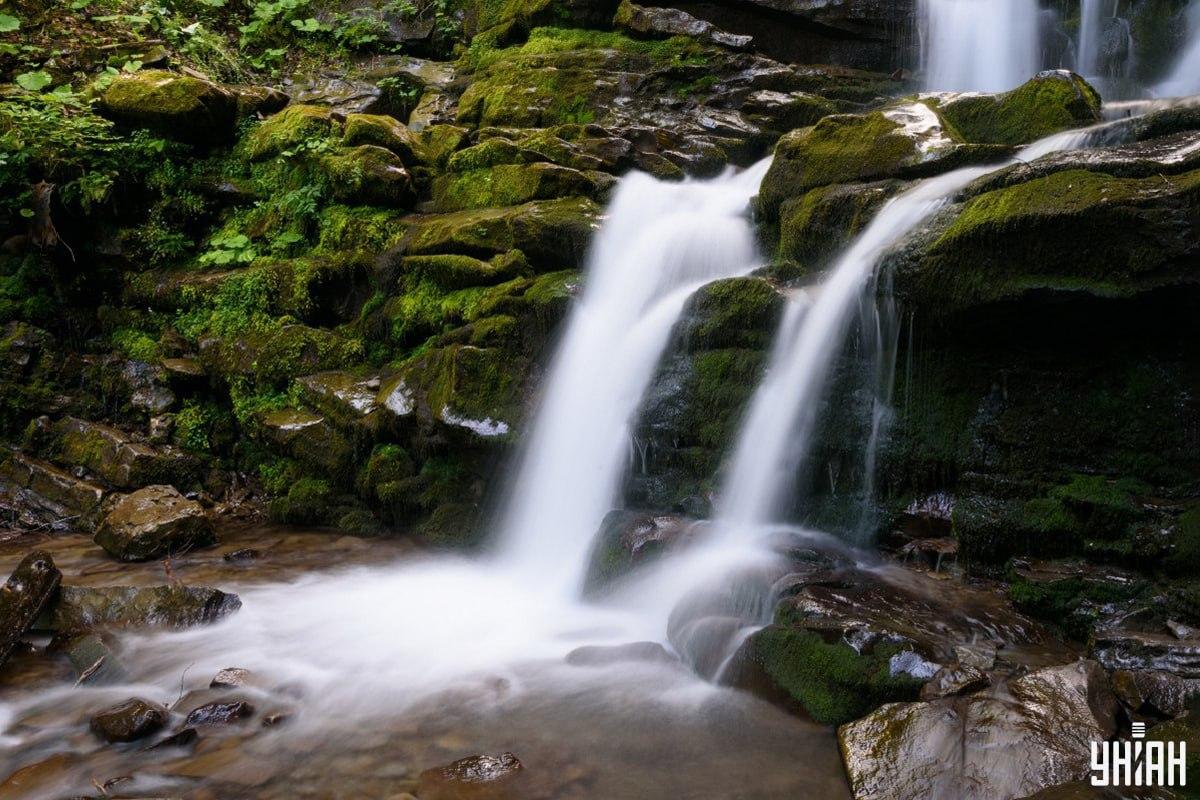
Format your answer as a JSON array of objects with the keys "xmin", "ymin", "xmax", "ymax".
[
  {"xmin": 1158, "ymin": 1, "xmax": 1200, "ymax": 97},
  {"xmin": 1078, "ymin": 0, "xmax": 1105, "ymax": 78},
  {"xmin": 920, "ymin": 0, "xmax": 1042, "ymax": 91},
  {"xmin": 494, "ymin": 159, "xmax": 770, "ymax": 596},
  {"xmin": 716, "ymin": 126, "xmax": 1097, "ymax": 533}
]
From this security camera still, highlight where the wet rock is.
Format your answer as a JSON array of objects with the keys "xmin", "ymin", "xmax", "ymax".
[
  {"xmin": 431, "ymin": 162, "xmax": 606, "ymax": 213},
  {"xmin": 223, "ymin": 548, "xmax": 261, "ymax": 563},
  {"xmin": 935, "ymin": 70, "xmax": 1101, "ymax": 146},
  {"xmin": 920, "ymin": 664, "xmax": 989, "ymax": 700},
  {"xmin": 614, "ymin": 1, "xmax": 752, "ymax": 49},
  {"xmin": 565, "ymin": 641, "xmax": 677, "ymax": 666},
  {"xmin": 0, "ymin": 452, "xmax": 107, "ymax": 531},
  {"xmin": 955, "ymin": 642, "xmax": 997, "ymax": 670},
  {"xmin": 1111, "ymin": 669, "xmax": 1200, "ymax": 717},
  {"xmin": 0, "ymin": 550, "xmax": 61, "ymax": 670},
  {"xmin": 48, "ymin": 584, "xmax": 241, "ymax": 632},
  {"xmin": 148, "ymin": 415, "xmax": 174, "ymax": 444},
  {"xmin": 90, "ymin": 698, "xmax": 168, "ymax": 742},
  {"xmin": 242, "ymin": 104, "xmax": 338, "ymax": 161},
  {"xmin": 229, "ymin": 84, "xmax": 289, "ymax": 118},
  {"xmin": 583, "ymin": 510, "xmax": 702, "ymax": 594},
  {"xmin": 342, "ymin": 113, "xmax": 423, "ymax": 165},
  {"xmin": 839, "ymin": 660, "xmax": 1118, "ymax": 800},
  {"xmin": 1093, "ymin": 628, "xmax": 1200, "ymax": 678},
  {"xmin": 418, "ymin": 752, "xmax": 524, "ymax": 800},
  {"xmin": 262, "ymin": 711, "xmax": 291, "ymax": 727},
  {"xmin": 0, "ymin": 752, "xmax": 80, "ymax": 799},
  {"xmin": 297, "ymin": 372, "xmax": 381, "ymax": 422},
  {"xmin": 94, "ymin": 485, "xmax": 215, "ymax": 561},
  {"xmin": 259, "ymin": 408, "xmax": 354, "ymax": 478},
  {"xmin": 185, "ymin": 700, "xmax": 255, "ymax": 726},
  {"xmin": 100, "ymin": 70, "xmax": 237, "ymax": 143},
  {"xmin": 160, "ymin": 356, "xmax": 206, "ymax": 382},
  {"xmin": 50, "ymin": 417, "xmax": 197, "ymax": 490},
  {"xmin": 145, "ymin": 727, "xmax": 199, "ymax": 751},
  {"xmin": 210, "ymin": 667, "xmax": 252, "ymax": 688},
  {"xmin": 122, "ymin": 360, "xmax": 176, "ymax": 415},
  {"xmin": 65, "ymin": 632, "xmax": 129, "ymax": 685}
]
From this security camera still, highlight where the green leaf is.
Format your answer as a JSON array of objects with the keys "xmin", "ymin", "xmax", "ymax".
[
  {"xmin": 15, "ymin": 70, "xmax": 52, "ymax": 92},
  {"xmin": 290, "ymin": 17, "xmax": 321, "ymax": 32},
  {"xmin": 121, "ymin": 60, "xmax": 142, "ymax": 72},
  {"xmin": 0, "ymin": 14, "xmax": 20, "ymax": 32},
  {"xmin": 18, "ymin": 208, "xmax": 35, "ymax": 219}
]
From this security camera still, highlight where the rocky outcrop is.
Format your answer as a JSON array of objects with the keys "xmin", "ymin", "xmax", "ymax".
[
  {"xmin": 0, "ymin": 551, "xmax": 61, "ymax": 670},
  {"xmin": 94, "ymin": 485, "xmax": 215, "ymax": 561},
  {"xmin": 839, "ymin": 660, "xmax": 1118, "ymax": 800},
  {"xmin": 615, "ymin": 1, "xmax": 752, "ymax": 49}
]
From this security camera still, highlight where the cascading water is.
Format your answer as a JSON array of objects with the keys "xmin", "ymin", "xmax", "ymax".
[
  {"xmin": 495, "ymin": 161, "xmax": 769, "ymax": 595},
  {"xmin": 1078, "ymin": 0, "xmax": 1106, "ymax": 78},
  {"xmin": 1158, "ymin": 0, "xmax": 1200, "ymax": 97},
  {"xmin": 920, "ymin": 0, "xmax": 1042, "ymax": 92}
]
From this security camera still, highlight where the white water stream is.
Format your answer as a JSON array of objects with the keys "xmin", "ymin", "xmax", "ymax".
[
  {"xmin": 920, "ymin": 0, "xmax": 1042, "ymax": 92},
  {"xmin": 1158, "ymin": 0, "xmax": 1200, "ymax": 97}
]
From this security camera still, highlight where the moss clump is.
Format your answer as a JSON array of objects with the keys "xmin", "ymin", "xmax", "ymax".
[
  {"xmin": 749, "ymin": 626, "xmax": 923, "ymax": 725},
  {"xmin": 100, "ymin": 70, "xmax": 237, "ymax": 143},
  {"xmin": 242, "ymin": 105, "xmax": 337, "ymax": 161},
  {"xmin": 341, "ymin": 114, "xmax": 423, "ymax": 165},
  {"xmin": 757, "ymin": 112, "xmax": 916, "ymax": 220},
  {"xmin": 357, "ymin": 444, "xmax": 416, "ymax": 502},
  {"xmin": 320, "ymin": 145, "xmax": 416, "ymax": 208},
  {"xmin": 431, "ymin": 162, "xmax": 596, "ymax": 212},
  {"xmin": 1166, "ymin": 507, "xmax": 1200, "ymax": 575},
  {"xmin": 779, "ymin": 180, "xmax": 901, "ymax": 268},
  {"xmin": 936, "ymin": 71, "xmax": 1101, "ymax": 146},
  {"xmin": 1050, "ymin": 474, "xmax": 1145, "ymax": 536},
  {"xmin": 1008, "ymin": 573, "xmax": 1148, "ymax": 641},
  {"xmin": 679, "ymin": 278, "xmax": 782, "ymax": 352},
  {"xmin": 317, "ymin": 205, "xmax": 407, "ymax": 253},
  {"xmin": 447, "ymin": 138, "xmax": 541, "ymax": 172},
  {"xmin": 268, "ymin": 476, "xmax": 333, "ymax": 525}
]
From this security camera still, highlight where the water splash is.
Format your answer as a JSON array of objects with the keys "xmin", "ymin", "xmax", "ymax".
[{"xmin": 920, "ymin": 0, "xmax": 1041, "ymax": 92}]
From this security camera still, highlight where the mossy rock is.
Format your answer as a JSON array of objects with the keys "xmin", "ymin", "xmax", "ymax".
[
  {"xmin": 446, "ymin": 137, "xmax": 544, "ymax": 172},
  {"xmin": 321, "ymin": 145, "xmax": 417, "ymax": 208},
  {"xmin": 468, "ymin": 0, "xmax": 621, "ymax": 38},
  {"xmin": 677, "ymin": 277, "xmax": 782, "ymax": 352},
  {"xmin": 242, "ymin": 105, "xmax": 338, "ymax": 161},
  {"xmin": 431, "ymin": 162, "xmax": 601, "ymax": 211},
  {"xmin": 199, "ymin": 324, "xmax": 364, "ymax": 385},
  {"xmin": 398, "ymin": 343, "xmax": 523, "ymax": 438},
  {"xmin": 936, "ymin": 70, "xmax": 1101, "ymax": 147},
  {"xmin": 100, "ymin": 70, "xmax": 237, "ymax": 144},
  {"xmin": 420, "ymin": 124, "xmax": 472, "ymax": 168},
  {"xmin": 757, "ymin": 111, "xmax": 925, "ymax": 221},
  {"xmin": 317, "ymin": 206, "xmax": 407, "ymax": 253},
  {"xmin": 404, "ymin": 197, "xmax": 600, "ymax": 269},
  {"xmin": 778, "ymin": 180, "xmax": 904, "ymax": 269},
  {"xmin": 902, "ymin": 167, "xmax": 1200, "ymax": 314},
  {"xmin": 417, "ymin": 501, "xmax": 484, "ymax": 547},
  {"xmin": 739, "ymin": 625, "xmax": 923, "ymax": 726},
  {"xmin": 356, "ymin": 444, "xmax": 417, "ymax": 502},
  {"xmin": 258, "ymin": 410, "xmax": 355, "ymax": 484},
  {"xmin": 342, "ymin": 114, "xmax": 424, "ymax": 165},
  {"xmin": 1166, "ymin": 506, "xmax": 1200, "ymax": 576}
]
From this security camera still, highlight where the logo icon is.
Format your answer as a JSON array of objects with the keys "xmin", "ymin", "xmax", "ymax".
[{"xmin": 1091, "ymin": 721, "xmax": 1187, "ymax": 787}]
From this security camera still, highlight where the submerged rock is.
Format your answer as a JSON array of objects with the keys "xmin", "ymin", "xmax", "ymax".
[
  {"xmin": 89, "ymin": 698, "xmax": 168, "ymax": 743},
  {"xmin": 839, "ymin": 660, "xmax": 1118, "ymax": 800},
  {"xmin": 0, "ymin": 551, "xmax": 61, "ymax": 671},
  {"xmin": 418, "ymin": 752, "xmax": 524, "ymax": 800},
  {"xmin": 565, "ymin": 641, "xmax": 677, "ymax": 666},
  {"xmin": 185, "ymin": 699, "xmax": 255, "ymax": 726},
  {"xmin": 94, "ymin": 485, "xmax": 215, "ymax": 561}
]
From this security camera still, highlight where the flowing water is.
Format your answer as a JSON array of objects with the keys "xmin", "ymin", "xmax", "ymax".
[
  {"xmin": 495, "ymin": 160, "xmax": 770, "ymax": 596},
  {"xmin": 919, "ymin": 0, "xmax": 1042, "ymax": 92},
  {"xmin": 1158, "ymin": 0, "xmax": 1200, "ymax": 97},
  {"xmin": 1078, "ymin": 0, "xmax": 1107, "ymax": 79}
]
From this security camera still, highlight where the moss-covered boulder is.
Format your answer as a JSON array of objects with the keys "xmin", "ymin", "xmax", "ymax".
[
  {"xmin": 431, "ymin": 162, "xmax": 605, "ymax": 211},
  {"xmin": 49, "ymin": 417, "xmax": 198, "ymax": 490},
  {"xmin": 198, "ymin": 324, "xmax": 364, "ymax": 385},
  {"xmin": 94, "ymin": 485, "xmax": 215, "ymax": 561},
  {"xmin": 242, "ymin": 105, "xmax": 338, "ymax": 161},
  {"xmin": 936, "ymin": 70, "xmax": 1102, "ymax": 147},
  {"xmin": 677, "ymin": 277, "xmax": 783, "ymax": 352},
  {"xmin": 342, "ymin": 114, "xmax": 424, "ymax": 165},
  {"xmin": 258, "ymin": 408, "xmax": 354, "ymax": 481},
  {"xmin": 468, "ymin": 0, "xmax": 621, "ymax": 38},
  {"xmin": 583, "ymin": 510, "xmax": 700, "ymax": 594},
  {"xmin": 404, "ymin": 197, "xmax": 600, "ymax": 269},
  {"xmin": 398, "ymin": 344, "xmax": 522, "ymax": 439},
  {"xmin": 757, "ymin": 105, "xmax": 961, "ymax": 221},
  {"xmin": 321, "ymin": 145, "xmax": 417, "ymax": 208},
  {"xmin": 778, "ymin": 180, "xmax": 904, "ymax": 269},
  {"xmin": 100, "ymin": 70, "xmax": 237, "ymax": 144},
  {"xmin": 897, "ymin": 167, "xmax": 1200, "ymax": 315}
]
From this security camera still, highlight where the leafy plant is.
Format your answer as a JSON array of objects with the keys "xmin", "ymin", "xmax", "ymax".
[
  {"xmin": 0, "ymin": 14, "xmax": 20, "ymax": 32},
  {"xmin": 199, "ymin": 232, "xmax": 259, "ymax": 265}
]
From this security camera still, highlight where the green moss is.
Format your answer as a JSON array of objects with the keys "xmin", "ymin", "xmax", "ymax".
[
  {"xmin": 1050, "ymin": 474, "xmax": 1145, "ymax": 535},
  {"xmin": 680, "ymin": 277, "xmax": 782, "ymax": 351},
  {"xmin": 751, "ymin": 626, "xmax": 923, "ymax": 726},
  {"xmin": 341, "ymin": 114, "xmax": 422, "ymax": 164},
  {"xmin": 1008, "ymin": 573, "xmax": 1147, "ymax": 641},
  {"xmin": 268, "ymin": 476, "xmax": 333, "ymax": 525},
  {"xmin": 757, "ymin": 112, "xmax": 916, "ymax": 220},
  {"xmin": 915, "ymin": 167, "xmax": 1200, "ymax": 312},
  {"xmin": 357, "ymin": 443, "xmax": 417, "ymax": 501},
  {"xmin": 317, "ymin": 205, "xmax": 407, "ymax": 253},
  {"xmin": 1166, "ymin": 507, "xmax": 1200, "ymax": 575},
  {"xmin": 100, "ymin": 70, "xmax": 237, "ymax": 143},
  {"xmin": 432, "ymin": 162, "xmax": 596, "ymax": 211},
  {"xmin": 175, "ymin": 400, "xmax": 221, "ymax": 452},
  {"xmin": 110, "ymin": 328, "xmax": 160, "ymax": 363},
  {"xmin": 241, "ymin": 105, "xmax": 337, "ymax": 161},
  {"xmin": 936, "ymin": 71, "xmax": 1101, "ymax": 146},
  {"xmin": 320, "ymin": 145, "xmax": 415, "ymax": 207},
  {"xmin": 778, "ymin": 181, "xmax": 900, "ymax": 268}
]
